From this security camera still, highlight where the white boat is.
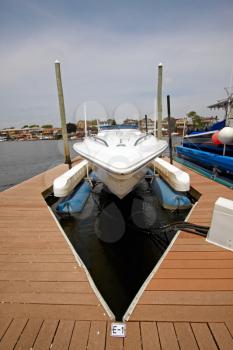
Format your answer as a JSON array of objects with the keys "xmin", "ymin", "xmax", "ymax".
[{"xmin": 73, "ymin": 125, "xmax": 167, "ymax": 198}]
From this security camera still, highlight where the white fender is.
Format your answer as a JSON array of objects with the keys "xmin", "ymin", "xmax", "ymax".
[
  {"xmin": 151, "ymin": 158, "xmax": 190, "ymax": 192},
  {"xmin": 53, "ymin": 160, "xmax": 90, "ymax": 197}
]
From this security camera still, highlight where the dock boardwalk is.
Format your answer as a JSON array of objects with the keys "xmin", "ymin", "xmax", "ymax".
[{"xmin": 0, "ymin": 158, "xmax": 233, "ymax": 349}]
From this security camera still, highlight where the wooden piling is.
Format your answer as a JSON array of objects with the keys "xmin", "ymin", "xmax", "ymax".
[
  {"xmin": 157, "ymin": 63, "xmax": 163, "ymax": 140},
  {"xmin": 167, "ymin": 95, "xmax": 173, "ymax": 164},
  {"xmin": 55, "ymin": 60, "xmax": 72, "ymax": 168},
  {"xmin": 145, "ymin": 114, "xmax": 148, "ymax": 134}
]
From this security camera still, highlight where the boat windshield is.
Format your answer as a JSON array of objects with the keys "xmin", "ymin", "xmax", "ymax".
[{"xmin": 99, "ymin": 124, "xmax": 138, "ymax": 131}]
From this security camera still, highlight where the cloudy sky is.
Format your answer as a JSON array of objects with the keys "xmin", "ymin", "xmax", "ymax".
[{"xmin": 0, "ymin": 0, "xmax": 233, "ymax": 128}]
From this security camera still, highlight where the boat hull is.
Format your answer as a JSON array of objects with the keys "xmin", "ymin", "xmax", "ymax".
[
  {"xmin": 93, "ymin": 165, "xmax": 147, "ymax": 199},
  {"xmin": 73, "ymin": 138, "xmax": 167, "ymax": 176}
]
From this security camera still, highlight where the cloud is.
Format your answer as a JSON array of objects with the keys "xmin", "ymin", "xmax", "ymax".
[{"xmin": 0, "ymin": 1, "xmax": 233, "ymax": 128}]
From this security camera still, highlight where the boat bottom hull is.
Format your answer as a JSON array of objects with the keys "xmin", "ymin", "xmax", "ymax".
[{"xmin": 93, "ymin": 165, "xmax": 148, "ymax": 199}]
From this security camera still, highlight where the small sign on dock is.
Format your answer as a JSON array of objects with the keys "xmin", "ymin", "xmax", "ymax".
[{"xmin": 111, "ymin": 323, "xmax": 126, "ymax": 337}]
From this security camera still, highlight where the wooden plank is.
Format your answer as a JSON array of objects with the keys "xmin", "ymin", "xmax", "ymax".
[
  {"xmin": 0, "ymin": 233, "xmax": 62, "ymax": 239},
  {"xmin": 0, "ymin": 233, "xmax": 63, "ymax": 240},
  {"xmin": 0, "ymin": 304, "xmax": 108, "ymax": 321},
  {"xmin": 50, "ymin": 320, "xmax": 74, "ymax": 350},
  {"xmin": 0, "ymin": 215, "xmax": 56, "ymax": 222},
  {"xmin": 87, "ymin": 321, "xmax": 107, "ymax": 350},
  {"xmin": 0, "ymin": 242, "xmax": 66, "ymax": 249},
  {"xmin": 0, "ymin": 238, "xmax": 64, "ymax": 244},
  {"xmin": 174, "ymin": 238, "xmax": 207, "ymax": 244},
  {"xmin": 0, "ymin": 228, "xmax": 59, "ymax": 234},
  {"xmin": 124, "ymin": 322, "xmax": 142, "ymax": 350},
  {"xmin": 0, "ymin": 262, "xmax": 78, "ymax": 271},
  {"xmin": 0, "ymin": 220, "xmax": 58, "ymax": 227},
  {"xmin": 187, "ymin": 218, "xmax": 214, "ymax": 225},
  {"xmin": 0, "ymin": 281, "xmax": 94, "ymax": 293},
  {"xmin": 155, "ymin": 268, "xmax": 233, "ymax": 279},
  {"xmin": 0, "ymin": 210, "xmax": 54, "ymax": 217},
  {"xmin": 0, "ymin": 318, "xmax": 28, "ymax": 350},
  {"xmin": 33, "ymin": 319, "xmax": 59, "ymax": 350},
  {"xmin": 139, "ymin": 291, "xmax": 233, "ymax": 305},
  {"xmin": 0, "ymin": 229, "xmax": 60, "ymax": 235},
  {"xmin": 0, "ymin": 214, "xmax": 55, "ymax": 220},
  {"xmin": 146, "ymin": 279, "xmax": 233, "ymax": 291},
  {"xmin": 161, "ymin": 259, "xmax": 233, "ymax": 269},
  {"xmin": 0, "ymin": 222, "xmax": 59, "ymax": 229},
  {"xmin": 209, "ymin": 323, "xmax": 233, "ymax": 350},
  {"xmin": 0, "ymin": 254, "xmax": 75, "ymax": 263},
  {"xmin": 0, "ymin": 293, "xmax": 98, "ymax": 305},
  {"xmin": 191, "ymin": 323, "xmax": 218, "ymax": 350},
  {"xmin": 174, "ymin": 322, "xmax": 198, "ymax": 350},
  {"xmin": 0, "ymin": 249, "xmax": 70, "ymax": 255},
  {"xmin": 14, "ymin": 318, "xmax": 43, "ymax": 350},
  {"xmin": 166, "ymin": 252, "xmax": 233, "ymax": 260},
  {"xmin": 0, "ymin": 318, "xmax": 12, "ymax": 340},
  {"xmin": 171, "ymin": 244, "xmax": 225, "ymax": 252},
  {"xmin": 0, "ymin": 270, "xmax": 86, "ymax": 281},
  {"xmin": 105, "ymin": 322, "xmax": 123, "ymax": 350},
  {"xmin": 157, "ymin": 322, "xmax": 179, "ymax": 350},
  {"xmin": 130, "ymin": 305, "xmax": 233, "ymax": 322},
  {"xmin": 140, "ymin": 322, "xmax": 161, "ymax": 350},
  {"xmin": 69, "ymin": 321, "xmax": 91, "ymax": 350},
  {"xmin": 179, "ymin": 231, "xmax": 206, "ymax": 239},
  {"xmin": 225, "ymin": 322, "xmax": 233, "ymax": 337},
  {"xmin": 0, "ymin": 197, "xmax": 38, "ymax": 203}
]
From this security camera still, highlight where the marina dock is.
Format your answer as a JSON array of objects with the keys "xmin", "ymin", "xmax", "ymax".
[{"xmin": 0, "ymin": 158, "xmax": 233, "ymax": 349}]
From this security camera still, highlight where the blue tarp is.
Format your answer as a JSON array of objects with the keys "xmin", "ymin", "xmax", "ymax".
[
  {"xmin": 209, "ymin": 120, "xmax": 225, "ymax": 131},
  {"xmin": 188, "ymin": 120, "xmax": 225, "ymax": 135}
]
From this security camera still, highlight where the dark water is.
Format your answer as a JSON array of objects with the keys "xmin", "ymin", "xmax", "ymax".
[
  {"xmin": 0, "ymin": 140, "xmax": 77, "ymax": 191},
  {"xmin": 51, "ymin": 179, "xmax": 190, "ymax": 320}
]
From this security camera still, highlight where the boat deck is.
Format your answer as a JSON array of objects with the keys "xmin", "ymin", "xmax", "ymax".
[{"xmin": 0, "ymin": 158, "xmax": 233, "ymax": 349}]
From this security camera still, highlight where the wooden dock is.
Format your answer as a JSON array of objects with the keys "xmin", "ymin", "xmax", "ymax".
[{"xmin": 0, "ymin": 158, "xmax": 233, "ymax": 349}]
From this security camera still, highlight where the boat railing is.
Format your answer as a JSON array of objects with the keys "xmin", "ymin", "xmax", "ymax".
[
  {"xmin": 90, "ymin": 136, "xmax": 109, "ymax": 147},
  {"xmin": 134, "ymin": 133, "xmax": 153, "ymax": 146}
]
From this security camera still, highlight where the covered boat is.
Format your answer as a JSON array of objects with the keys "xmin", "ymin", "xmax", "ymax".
[{"xmin": 176, "ymin": 92, "xmax": 233, "ymax": 182}]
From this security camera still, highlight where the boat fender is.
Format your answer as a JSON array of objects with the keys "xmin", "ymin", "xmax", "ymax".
[
  {"xmin": 218, "ymin": 127, "xmax": 233, "ymax": 144},
  {"xmin": 151, "ymin": 157, "xmax": 190, "ymax": 192},
  {"xmin": 147, "ymin": 169, "xmax": 192, "ymax": 210},
  {"xmin": 56, "ymin": 172, "xmax": 96, "ymax": 214},
  {"xmin": 53, "ymin": 160, "xmax": 89, "ymax": 197},
  {"xmin": 212, "ymin": 131, "xmax": 222, "ymax": 145}
]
